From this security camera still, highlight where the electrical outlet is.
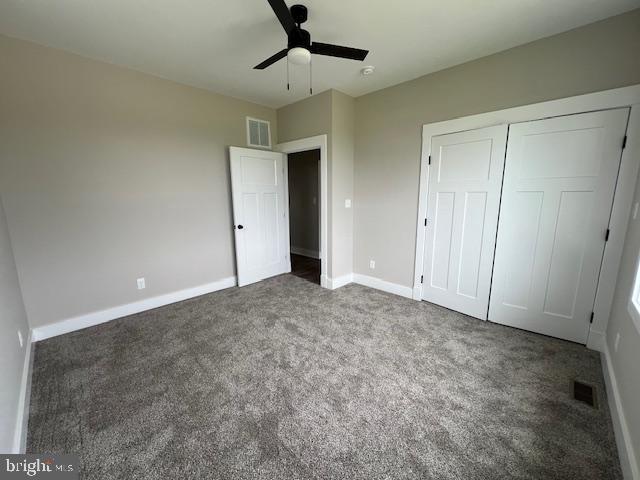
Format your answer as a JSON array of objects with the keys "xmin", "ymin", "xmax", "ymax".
[
  {"xmin": 137, "ymin": 277, "xmax": 146, "ymax": 290},
  {"xmin": 17, "ymin": 330, "xmax": 24, "ymax": 348},
  {"xmin": 369, "ymin": 260, "xmax": 375, "ymax": 269},
  {"xmin": 614, "ymin": 332, "xmax": 621, "ymax": 352}
]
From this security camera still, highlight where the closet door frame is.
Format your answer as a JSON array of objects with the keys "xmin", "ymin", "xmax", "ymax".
[{"xmin": 412, "ymin": 84, "xmax": 640, "ymax": 351}]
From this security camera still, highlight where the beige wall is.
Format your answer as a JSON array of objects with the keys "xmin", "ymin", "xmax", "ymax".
[
  {"xmin": 606, "ymin": 165, "xmax": 640, "ymax": 472},
  {"xmin": 353, "ymin": 9, "xmax": 640, "ymax": 287},
  {"xmin": 0, "ymin": 194, "xmax": 30, "ymax": 452},
  {"xmin": 277, "ymin": 89, "xmax": 355, "ymax": 280},
  {"xmin": 330, "ymin": 91, "xmax": 355, "ymax": 279},
  {"xmin": 277, "ymin": 90, "xmax": 333, "ymax": 145},
  {"xmin": 0, "ymin": 35, "xmax": 277, "ymax": 328},
  {"xmin": 288, "ymin": 149, "xmax": 320, "ymax": 254}
]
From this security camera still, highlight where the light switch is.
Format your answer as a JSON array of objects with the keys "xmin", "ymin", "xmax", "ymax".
[{"xmin": 345, "ymin": 199, "xmax": 352, "ymax": 208}]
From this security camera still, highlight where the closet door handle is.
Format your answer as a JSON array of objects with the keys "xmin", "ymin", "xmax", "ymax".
[{"xmin": 237, "ymin": 225, "xmax": 244, "ymax": 230}]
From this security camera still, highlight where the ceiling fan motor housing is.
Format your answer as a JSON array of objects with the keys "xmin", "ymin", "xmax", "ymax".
[
  {"xmin": 288, "ymin": 5, "xmax": 310, "ymax": 50},
  {"xmin": 290, "ymin": 4, "xmax": 308, "ymax": 24},
  {"xmin": 288, "ymin": 28, "xmax": 311, "ymax": 50}
]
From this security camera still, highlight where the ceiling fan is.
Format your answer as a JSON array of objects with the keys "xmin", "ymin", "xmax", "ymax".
[{"xmin": 254, "ymin": 0, "xmax": 369, "ymax": 92}]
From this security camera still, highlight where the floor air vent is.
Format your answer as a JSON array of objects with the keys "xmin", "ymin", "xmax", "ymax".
[{"xmin": 573, "ymin": 380, "xmax": 598, "ymax": 408}]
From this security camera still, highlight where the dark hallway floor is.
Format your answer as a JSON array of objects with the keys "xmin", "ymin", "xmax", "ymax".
[{"xmin": 290, "ymin": 253, "xmax": 320, "ymax": 285}]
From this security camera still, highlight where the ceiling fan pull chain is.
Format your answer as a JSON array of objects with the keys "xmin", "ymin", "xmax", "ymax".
[
  {"xmin": 286, "ymin": 56, "xmax": 290, "ymax": 91},
  {"xmin": 309, "ymin": 57, "xmax": 313, "ymax": 95}
]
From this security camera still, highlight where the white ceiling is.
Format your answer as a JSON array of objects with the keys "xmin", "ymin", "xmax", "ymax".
[{"xmin": 0, "ymin": 0, "xmax": 638, "ymax": 108}]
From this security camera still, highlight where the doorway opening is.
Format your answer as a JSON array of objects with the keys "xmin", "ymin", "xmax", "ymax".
[
  {"xmin": 278, "ymin": 134, "xmax": 328, "ymax": 288},
  {"xmin": 287, "ymin": 149, "xmax": 321, "ymax": 285}
]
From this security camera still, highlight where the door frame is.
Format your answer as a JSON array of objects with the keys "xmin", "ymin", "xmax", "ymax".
[
  {"xmin": 412, "ymin": 84, "xmax": 640, "ymax": 351},
  {"xmin": 276, "ymin": 135, "xmax": 329, "ymax": 288}
]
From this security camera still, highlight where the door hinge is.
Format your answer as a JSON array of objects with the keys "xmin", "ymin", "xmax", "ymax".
[
  {"xmin": 622, "ymin": 135, "xmax": 627, "ymax": 150},
  {"xmin": 420, "ymin": 275, "xmax": 424, "ymax": 284},
  {"xmin": 605, "ymin": 229, "xmax": 610, "ymax": 242},
  {"xmin": 590, "ymin": 311, "xmax": 594, "ymax": 324},
  {"xmin": 428, "ymin": 155, "xmax": 431, "ymax": 165}
]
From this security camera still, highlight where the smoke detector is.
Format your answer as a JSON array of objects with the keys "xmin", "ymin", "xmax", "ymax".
[{"xmin": 361, "ymin": 66, "xmax": 375, "ymax": 76}]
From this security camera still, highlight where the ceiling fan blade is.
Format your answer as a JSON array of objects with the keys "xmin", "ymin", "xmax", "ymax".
[
  {"xmin": 310, "ymin": 42, "xmax": 369, "ymax": 61},
  {"xmin": 267, "ymin": 0, "xmax": 296, "ymax": 34},
  {"xmin": 254, "ymin": 49, "xmax": 288, "ymax": 69}
]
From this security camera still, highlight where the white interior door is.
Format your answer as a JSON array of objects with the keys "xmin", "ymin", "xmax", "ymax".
[
  {"xmin": 489, "ymin": 109, "xmax": 629, "ymax": 343},
  {"xmin": 422, "ymin": 125, "xmax": 508, "ymax": 319},
  {"xmin": 230, "ymin": 147, "xmax": 290, "ymax": 287}
]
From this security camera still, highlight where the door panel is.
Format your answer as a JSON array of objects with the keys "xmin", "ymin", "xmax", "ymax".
[
  {"xmin": 263, "ymin": 192, "xmax": 279, "ymax": 263},
  {"xmin": 489, "ymin": 109, "xmax": 629, "ymax": 343},
  {"xmin": 501, "ymin": 191, "xmax": 543, "ymax": 310},
  {"xmin": 422, "ymin": 124, "xmax": 508, "ymax": 319},
  {"xmin": 457, "ymin": 191, "xmax": 487, "ymax": 298},
  {"xmin": 242, "ymin": 192, "xmax": 261, "ymax": 266},
  {"xmin": 230, "ymin": 147, "xmax": 290, "ymax": 287},
  {"xmin": 543, "ymin": 190, "xmax": 590, "ymax": 318},
  {"xmin": 438, "ymin": 140, "xmax": 493, "ymax": 181},
  {"xmin": 431, "ymin": 191, "xmax": 455, "ymax": 290}
]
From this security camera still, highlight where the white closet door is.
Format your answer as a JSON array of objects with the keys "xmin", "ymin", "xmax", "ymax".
[
  {"xmin": 230, "ymin": 147, "xmax": 290, "ymax": 287},
  {"xmin": 489, "ymin": 109, "xmax": 629, "ymax": 343},
  {"xmin": 422, "ymin": 125, "xmax": 508, "ymax": 319}
]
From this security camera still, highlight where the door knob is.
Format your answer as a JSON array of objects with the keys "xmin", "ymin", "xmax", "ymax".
[{"xmin": 237, "ymin": 225, "xmax": 244, "ymax": 230}]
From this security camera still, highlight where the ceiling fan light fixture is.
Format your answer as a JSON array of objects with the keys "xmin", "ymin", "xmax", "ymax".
[{"xmin": 287, "ymin": 47, "xmax": 311, "ymax": 65}]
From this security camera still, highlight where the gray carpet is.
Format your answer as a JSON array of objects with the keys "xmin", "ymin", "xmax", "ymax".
[{"xmin": 27, "ymin": 274, "xmax": 621, "ymax": 479}]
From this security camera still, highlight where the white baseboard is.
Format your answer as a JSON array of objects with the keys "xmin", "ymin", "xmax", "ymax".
[
  {"xmin": 32, "ymin": 276, "xmax": 237, "ymax": 342},
  {"xmin": 290, "ymin": 246, "xmax": 320, "ymax": 259},
  {"xmin": 602, "ymin": 344, "xmax": 639, "ymax": 480},
  {"xmin": 13, "ymin": 330, "xmax": 33, "ymax": 453},
  {"xmin": 327, "ymin": 274, "xmax": 353, "ymax": 290},
  {"xmin": 587, "ymin": 329, "xmax": 606, "ymax": 352},
  {"xmin": 352, "ymin": 273, "xmax": 413, "ymax": 299}
]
